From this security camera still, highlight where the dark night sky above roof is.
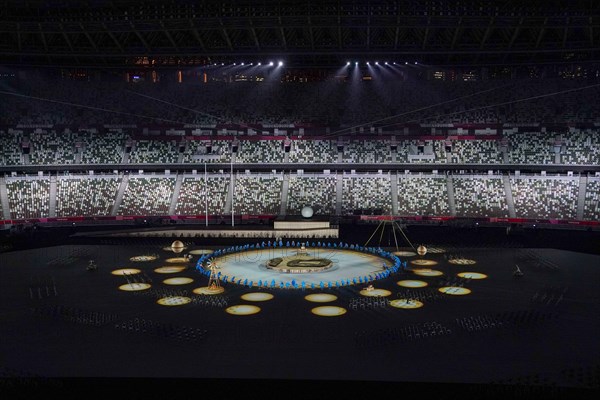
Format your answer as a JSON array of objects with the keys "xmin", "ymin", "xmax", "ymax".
[{"xmin": 1, "ymin": 0, "xmax": 599, "ymax": 68}]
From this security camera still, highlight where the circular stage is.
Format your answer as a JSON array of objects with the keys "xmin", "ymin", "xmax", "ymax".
[
  {"xmin": 359, "ymin": 288, "xmax": 392, "ymax": 297},
  {"xmin": 166, "ymin": 257, "xmax": 191, "ymax": 263},
  {"xmin": 439, "ymin": 287, "xmax": 472, "ymax": 295},
  {"xmin": 205, "ymin": 247, "xmax": 392, "ymax": 289},
  {"xmin": 412, "ymin": 269, "xmax": 444, "ymax": 277},
  {"xmin": 457, "ymin": 272, "xmax": 487, "ymax": 279},
  {"xmin": 449, "ymin": 258, "xmax": 477, "ymax": 265},
  {"xmin": 154, "ymin": 266, "xmax": 187, "ymax": 274},
  {"xmin": 389, "ymin": 299, "xmax": 424, "ymax": 309},
  {"xmin": 241, "ymin": 292, "xmax": 274, "ymax": 302},
  {"xmin": 111, "ymin": 268, "xmax": 141, "ymax": 276},
  {"xmin": 393, "ymin": 251, "xmax": 417, "ymax": 257},
  {"xmin": 397, "ymin": 280, "xmax": 428, "ymax": 288},
  {"xmin": 304, "ymin": 293, "xmax": 338, "ymax": 303},
  {"xmin": 157, "ymin": 296, "xmax": 192, "ymax": 306},
  {"xmin": 193, "ymin": 286, "xmax": 225, "ymax": 295},
  {"xmin": 188, "ymin": 249, "xmax": 214, "ymax": 255},
  {"xmin": 130, "ymin": 255, "xmax": 158, "ymax": 262},
  {"xmin": 311, "ymin": 306, "xmax": 347, "ymax": 317},
  {"xmin": 163, "ymin": 277, "xmax": 194, "ymax": 285},
  {"xmin": 118, "ymin": 283, "xmax": 151, "ymax": 291},
  {"xmin": 410, "ymin": 259, "xmax": 438, "ymax": 267},
  {"xmin": 226, "ymin": 305, "xmax": 261, "ymax": 315}
]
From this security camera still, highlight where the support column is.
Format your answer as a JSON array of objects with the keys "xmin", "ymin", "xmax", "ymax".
[
  {"xmin": 279, "ymin": 172, "xmax": 290, "ymax": 216},
  {"xmin": 49, "ymin": 175, "xmax": 57, "ymax": 217},
  {"xmin": 111, "ymin": 173, "xmax": 129, "ymax": 216},
  {"xmin": 576, "ymin": 174, "xmax": 587, "ymax": 220},
  {"xmin": 446, "ymin": 173, "xmax": 456, "ymax": 216},
  {"xmin": 0, "ymin": 176, "xmax": 11, "ymax": 220},
  {"xmin": 168, "ymin": 173, "xmax": 184, "ymax": 215},
  {"xmin": 502, "ymin": 173, "xmax": 516, "ymax": 218},
  {"xmin": 335, "ymin": 172, "xmax": 343, "ymax": 216},
  {"xmin": 390, "ymin": 171, "xmax": 398, "ymax": 215}
]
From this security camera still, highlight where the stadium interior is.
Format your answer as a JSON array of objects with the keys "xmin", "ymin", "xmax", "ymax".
[{"xmin": 1, "ymin": 1, "xmax": 599, "ymax": 399}]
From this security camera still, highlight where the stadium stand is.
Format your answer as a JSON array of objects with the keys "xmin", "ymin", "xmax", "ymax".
[
  {"xmin": 287, "ymin": 174, "xmax": 337, "ymax": 215},
  {"xmin": 55, "ymin": 175, "xmax": 120, "ymax": 217},
  {"xmin": 174, "ymin": 175, "xmax": 230, "ymax": 215},
  {"xmin": 510, "ymin": 175, "xmax": 579, "ymax": 220},
  {"xmin": 342, "ymin": 173, "xmax": 392, "ymax": 215},
  {"xmin": 453, "ymin": 175, "xmax": 509, "ymax": 218},
  {"xmin": 397, "ymin": 174, "xmax": 451, "ymax": 216},
  {"xmin": 5, "ymin": 177, "xmax": 51, "ymax": 219},
  {"xmin": 117, "ymin": 176, "xmax": 176, "ymax": 216},
  {"xmin": 232, "ymin": 173, "xmax": 283, "ymax": 215}
]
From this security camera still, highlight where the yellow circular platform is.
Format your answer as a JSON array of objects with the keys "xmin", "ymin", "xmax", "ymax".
[
  {"xmin": 162, "ymin": 277, "xmax": 194, "ymax": 285},
  {"xmin": 397, "ymin": 280, "xmax": 428, "ymax": 288},
  {"xmin": 157, "ymin": 296, "xmax": 192, "ymax": 306},
  {"xmin": 389, "ymin": 299, "xmax": 424, "ymax": 309},
  {"xmin": 241, "ymin": 292, "xmax": 274, "ymax": 302},
  {"xmin": 111, "ymin": 268, "xmax": 141, "ymax": 276},
  {"xmin": 439, "ymin": 286, "xmax": 472, "ymax": 295},
  {"xmin": 359, "ymin": 288, "xmax": 392, "ymax": 297},
  {"xmin": 118, "ymin": 283, "xmax": 151, "ymax": 291},
  {"xmin": 457, "ymin": 272, "xmax": 487, "ymax": 279},
  {"xmin": 304, "ymin": 293, "xmax": 338, "ymax": 303},
  {"xmin": 311, "ymin": 306, "xmax": 347, "ymax": 317},
  {"xmin": 226, "ymin": 305, "xmax": 261, "ymax": 315},
  {"xmin": 412, "ymin": 269, "xmax": 444, "ymax": 277},
  {"xmin": 154, "ymin": 266, "xmax": 187, "ymax": 274},
  {"xmin": 449, "ymin": 258, "xmax": 477, "ymax": 265},
  {"xmin": 393, "ymin": 251, "xmax": 417, "ymax": 257},
  {"xmin": 165, "ymin": 257, "xmax": 191, "ymax": 263},
  {"xmin": 193, "ymin": 286, "xmax": 225, "ymax": 295},
  {"xmin": 188, "ymin": 249, "xmax": 214, "ymax": 255},
  {"xmin": 410, "ymin": 259, "xmax": 438, "ymax": 266},
  {"xmin": 129, "ymin": 255, "xmax": 158, "ymax": 262}
]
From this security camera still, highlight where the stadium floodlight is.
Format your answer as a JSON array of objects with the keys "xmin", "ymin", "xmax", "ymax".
[
  {"xmin": 278, "ymin": 61, "xmax": 283, "ymax": 66},
  {"xmin": 385, "ymin": 62, "xmax": 388, "ymax": 65},
  {"xmin": 355, "ymin": 61, "xmax": 358, "ymax": 65},
  {"xmin": 375, "ymin": 61, "xmax": 379, "ymax": 65},
  {"xmin": 346, "ymin": 61, "xmax": 350, "ymax": 65},
  {"xmin": 258, "ymin": 62, "xmax": 261, "ymax": 65},
  {"xmin": 405, "ymin": 62, "xmax": 408, "ymax": 65},
  {"xmin": 241, "ymin": 62, "xmax": 245, "ymax": 65},
  {"xmin": 269, "ymin": 61, "xmax": 274, "ymax": 66}
]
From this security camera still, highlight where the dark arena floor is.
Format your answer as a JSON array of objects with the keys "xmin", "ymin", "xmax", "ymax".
[{"xmin": 1, "ymin": 224, "xmax": 599, "ymax": 399}]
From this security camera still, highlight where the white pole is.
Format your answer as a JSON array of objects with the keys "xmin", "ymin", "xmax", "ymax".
[
  {"xmin": 231, "ymin": 162, "xmax": 234, "ymax": 227},
  {"xmin": 204, "ymin": 163, "xmax": 208, "ymax": 227}
]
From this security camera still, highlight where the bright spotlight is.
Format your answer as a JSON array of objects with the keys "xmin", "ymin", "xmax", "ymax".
[
  {"xmin": 233, "ymin": 62, "xmax": 237, "ymax": 65},
  {"xmin": 258, "ymin": 62, "xmax": 261, "ymax": 65},
  {"xmin": 405, "ymin": 62, "xmax": 408, "ymax": 65},
  {"xmin": 414, "ymin": 61, "xmax": 418, "ymax": 64},
  {"xmin": 355, "ymin": 61, "xmax": 358, "ymax": 65},
  {"xmin": 385, "ymin": 62, "xmax": 388, "ymax": 65},
  {"xmin": 346, "ymin": 61, "xmax": 350, "ymax": 65},
  {"xmin": 269, "ymin": 61, "xmax": 274, "ymax": 66},
  {"xmin": 375, "ymin": 61, "xmax": 379, "ymax": 65},
  {"xmin": 278, "ymin": 61, "xmax": 283, "ymax": 66},
  {"xmin": 241, "ymin": 62, "xmax": 245, "ymax": 65}
]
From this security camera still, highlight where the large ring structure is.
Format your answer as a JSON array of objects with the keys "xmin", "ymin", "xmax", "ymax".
[{"xmin": 196, "ymin": 244, "xmax": 400, "ymax": 290}]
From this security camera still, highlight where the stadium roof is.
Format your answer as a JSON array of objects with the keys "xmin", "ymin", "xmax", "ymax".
[{"xmin": 1, "ymin": 0, "xmax": 599, "ymax": 69}]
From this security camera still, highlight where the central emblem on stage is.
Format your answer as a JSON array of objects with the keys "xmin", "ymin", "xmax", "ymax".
[{"xmin": 266, "ymin": 243, "xmax": 333, "ymax": 274}]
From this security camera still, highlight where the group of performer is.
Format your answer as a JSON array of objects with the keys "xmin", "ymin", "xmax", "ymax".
[{"xmin": 195, "ymin": 240, "xmax": 407, "ymax": 290}]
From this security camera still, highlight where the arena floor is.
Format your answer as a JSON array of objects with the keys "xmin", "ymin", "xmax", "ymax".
[{"xmin": 1, "ymin": 235, "xmax": 599, "ymax": 399}]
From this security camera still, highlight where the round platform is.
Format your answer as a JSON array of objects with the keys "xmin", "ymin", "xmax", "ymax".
[{"xmin": 311, "ymin": 306, "xmax": 347, "ymax": 317}]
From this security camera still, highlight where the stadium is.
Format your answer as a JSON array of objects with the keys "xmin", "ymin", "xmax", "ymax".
[{"xmin": 1, "ymin": 1, "xmax": 599, "ymax": 399}]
